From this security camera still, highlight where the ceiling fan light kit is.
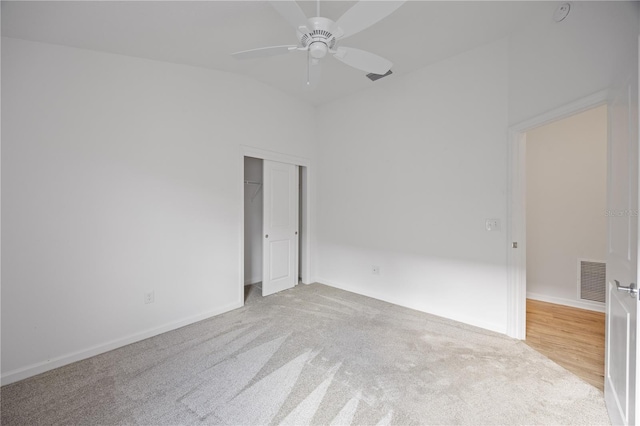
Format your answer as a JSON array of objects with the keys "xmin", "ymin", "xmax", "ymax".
[
  {"xmin": 309, "ymin": 42, "xmax": 328, "ymax": 59},
  {"xmin": 232, "ymin": 0, "xmax": 405, "ymax": 88}
]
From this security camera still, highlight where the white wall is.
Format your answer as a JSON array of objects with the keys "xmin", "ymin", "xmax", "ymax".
[
  {"xmin": 508, "ymin": 1, "xmax": 639, "ymax": 126},
  {"xmin": 244, "ymin": 157, "xmax": 262, "ymax": 285},
  {"xmin": 315, "ymin": 39, "xmax": 510, "ymax": 333},
  {"xmin": 526, "ymin": 105, "xmax": 607, "ymax": 308},
  {"xmin": 314, "ymin": 1, "xmax": 638, "ymax": 334},
  {"xmin": 1, "ymin": 38, "xmax": 316, "ymax": 382}
]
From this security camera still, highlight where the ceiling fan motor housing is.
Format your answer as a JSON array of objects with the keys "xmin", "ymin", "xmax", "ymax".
[{"xmin": 298, "ymin": 17, "xmax": 338, "ymax": 59}]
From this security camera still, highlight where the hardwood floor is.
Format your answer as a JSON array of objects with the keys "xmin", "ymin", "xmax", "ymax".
[{"xmin": 525, "ymin": 299, "xmax": 605, "ymax": 391}]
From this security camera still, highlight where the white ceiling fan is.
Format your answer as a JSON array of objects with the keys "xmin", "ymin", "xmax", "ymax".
[{"xmin": 232, "ymin": 0, "xmax": 405, "ymax": 88}]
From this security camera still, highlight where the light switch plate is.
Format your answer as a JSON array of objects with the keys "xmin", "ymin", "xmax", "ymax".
[{"xmin": 486, "ymin": 219, "xmax": 500, "ymax": 231}]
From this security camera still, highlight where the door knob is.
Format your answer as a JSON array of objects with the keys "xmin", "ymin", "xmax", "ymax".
[
  {"xmin": 265, "ymin": 234, "xmax": 269, "ymax": 238},
  {"xmin": 615, "ymin": 280, "xmax": 638, "ymax": 296}
]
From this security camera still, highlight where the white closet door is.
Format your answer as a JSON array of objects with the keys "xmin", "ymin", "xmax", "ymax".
[{"xmin": 262, "ymin": 160, "xmax": 298, "ymax": 297}]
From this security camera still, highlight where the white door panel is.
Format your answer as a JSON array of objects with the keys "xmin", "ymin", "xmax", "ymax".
[
  {"xmin": 262, "ymin": 160, "xmax": 298, "ymax": 297},
  {"xmin": 605, "ymin": 65, "xmax": 639, "ymax": 425},
  {"xmin": 270, "ymin": 168, "xmax": 291, "ymax": 228},
  {"xmin": 608, "ymin": 285, "xmax": 632, "ymax": 420},
  {"xmin": 269, "ymin": 239, "xmax": 291, "ymax": 281}
]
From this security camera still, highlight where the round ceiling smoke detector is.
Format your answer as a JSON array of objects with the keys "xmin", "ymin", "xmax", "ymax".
[{"xmin": 554, "ymin": 3, "xmax": 571, "ymax": 23}]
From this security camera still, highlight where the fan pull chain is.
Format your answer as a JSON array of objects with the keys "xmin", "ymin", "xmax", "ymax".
[{"xmin": 306, "ymin": 50, "xmax": 311, "ymax": 86}]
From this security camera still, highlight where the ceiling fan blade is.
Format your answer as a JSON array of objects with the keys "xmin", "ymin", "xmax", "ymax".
[
  {"xmin": 232, "ymin": 45, "xmax": 298, "ymax": 60},
  {"xmin": 335, "ymin": 0, "xmax": 405, "ymax": 39},
  {"xmin": 333, "ymin": 47, "xmax": 392, "ymax": 75},
  {"xmin": 268, "ymin": 1, "xmax": 308, "ymax": 31}
]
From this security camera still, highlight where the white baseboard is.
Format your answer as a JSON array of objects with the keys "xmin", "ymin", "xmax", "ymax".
[
  {"xmin": 1, "ymin": 300, "xmax": 243, "ymax": 386},
  {"xmin": 244, "ymin": 277, "xmax": 261, "ymax": 285},
  {"xmin": 316, "ymin": 277, "xmax": 507, "ymax": 335},
  {"xmin": 526, "ymin": 292, "xmax": 605, "ymax": 313}
]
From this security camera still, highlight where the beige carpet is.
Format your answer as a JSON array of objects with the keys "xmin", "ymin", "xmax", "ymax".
[{"xmin": 1, "ymin": 283, "xmax": 610, "ymax": 425}]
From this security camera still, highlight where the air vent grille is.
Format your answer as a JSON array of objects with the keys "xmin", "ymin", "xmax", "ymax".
[{"xmin": 579, "ymin": 260, "xmax": 606, "ymax": 303}]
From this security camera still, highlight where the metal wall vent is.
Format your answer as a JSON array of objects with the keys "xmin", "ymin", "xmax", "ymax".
[{"xmin": 579, "ymin": 260, "xmax": 606, "ymax": 303}]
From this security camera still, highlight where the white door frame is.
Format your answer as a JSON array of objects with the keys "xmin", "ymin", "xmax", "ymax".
[
  {"xmin": 239, "ymin": 146, "xmax": 313, "ymax": 304},
  {"xmin": 506, "ymin": 90, "xmax": 609, "ymax": 339}
]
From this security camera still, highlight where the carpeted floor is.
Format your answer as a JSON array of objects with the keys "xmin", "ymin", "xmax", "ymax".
[{"xmin": 1, "ymin": 283, "xmax": 610, "ymax": 425}]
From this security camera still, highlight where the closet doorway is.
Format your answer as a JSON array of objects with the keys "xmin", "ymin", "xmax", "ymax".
[{"xmin": 242, "ymin": 150, "xmax": 309, "ymax": 301}]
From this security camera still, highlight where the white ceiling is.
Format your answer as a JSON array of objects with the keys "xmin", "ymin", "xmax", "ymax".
[{"xmin": 1, "ymin": 1, "xmax": 556, "ymax": 106}]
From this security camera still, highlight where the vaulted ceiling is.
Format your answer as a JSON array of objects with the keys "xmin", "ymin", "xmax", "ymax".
[{"xmin": 2, "ymin": 1, "xmax": 557, "ymax": 105}]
